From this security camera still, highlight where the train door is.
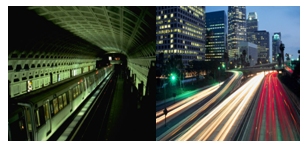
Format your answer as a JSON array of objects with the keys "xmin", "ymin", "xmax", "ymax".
[
  {"xmin": 17, "ymin": 103, "xmax": 36, "ymax": 140},
  {"xmin": 8, "ymin": 108, "xmax": 28, "ymax": 140},
  {"xmin": 43, "ymin": 100, "xmax": 52, "ymax": 136}
]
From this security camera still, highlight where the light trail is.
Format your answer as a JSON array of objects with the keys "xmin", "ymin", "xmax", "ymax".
[
  {"xmin": 157, "ymin": 71, "xmax": 242, "ymax": 140},
  {"xmin": 175, "ymin": 72, "xmax": 264, "ymax": 141},
  {"xmin": 249, "ymin": 71, "xmax": 299, "ymax": 141}
]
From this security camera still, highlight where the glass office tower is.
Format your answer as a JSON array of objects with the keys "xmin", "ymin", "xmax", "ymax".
[
  {"xmin": 246, "ymin": 12, "xmax": 258, "ymax": 42},
  {"xmin": 246, "ymin": 12, "xmax": 269, "ymax": 64},
  {"xmin": 156, "ymin": 6, "xmax": 206, "ymax": 68},
  {"xmin": 205, "ymin": 10, "xmax": 227, "ymax": 62}
]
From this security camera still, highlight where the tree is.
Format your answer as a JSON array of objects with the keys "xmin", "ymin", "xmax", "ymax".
[
  {"xmin": 280, "ymin": 43, "xmax": 285, "ymax": 66},
  {"xmin": 234, "ymin": 53, "xmax": 238, "ymax": 67},
  {"xmin": 224, "ymin": 52, "xmax": 229, "ymax": 69},
  {"xmin": 292, "ymin": 62, "xmax": 300, "ymax": 80},
  {"xmin": 240, "ymin": 54, "xmax": 243, "ymax": 67},
  {"xmin": 242, "ymin": 49, "xmax": 247, "ymax": 66},
  {"xmin": 285, "ymin": 53, "xmax": 290, "ymax": 61},
  {"xmin": 248, "ymin": 55, "xmax": 252, "ymax": 66},
  {"xmin": 188, "ymin": 60, "xmax": 205, "ymax": 82},
  {"xmin": 257, "ymin": 58, "xmax": 261, "ymax": 65}
]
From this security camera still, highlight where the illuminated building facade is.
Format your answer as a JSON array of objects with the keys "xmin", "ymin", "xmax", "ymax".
[
  {"xmin": 205, "ymin": 10, "xmax": 227, "ymax": 62},
  {"xmin": 156, "ymin": 6, "xmax": 206, "ymax": 67},
  {"xmin": 246, "ymin": 12, "xmax": 258, "ymax": 42},
  {"xmin": 272, "ymin": 32, "xmax": 282, "ymax": 62},
  {"xmin": 248, "ymin": 30, "xmax": 270, "ymax": 64},
  {"xmin": 246, "ymin": 12, "xmax": 269, "ymax": 64},
  {"xmin": 227, "ymin": 6, "xmax": 247, "ymax": 59}
]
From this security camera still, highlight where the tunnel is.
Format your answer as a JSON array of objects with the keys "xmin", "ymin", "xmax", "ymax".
[
  {"xmin": 8, "ymin": 6, "xmax": 156, "ymax": 140},
  {"xmin": 8, "ymin": 6, "xmax": 155, "ymax": 100}
]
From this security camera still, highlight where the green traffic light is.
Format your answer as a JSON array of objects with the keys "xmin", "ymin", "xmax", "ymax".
[{"xmin": 171, "ymin": 75, "xmax": 175, "ymax": 80}]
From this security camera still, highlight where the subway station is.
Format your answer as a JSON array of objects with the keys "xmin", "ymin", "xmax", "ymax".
[{"xmin": 8, "ymin": 6, "xmax": 156, "ymax": 141}]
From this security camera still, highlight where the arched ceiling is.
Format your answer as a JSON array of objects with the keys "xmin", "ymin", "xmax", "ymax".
[
  {"xmin": 28, "ymin": 6, "xmax": 155, "ymax": 58},
  {"xmin": 8, "ymin": 6, "xmax": 155, "ymax": 59}
]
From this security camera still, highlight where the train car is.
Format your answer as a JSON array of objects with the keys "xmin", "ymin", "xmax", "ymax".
[{"xmin": 8, "ymin": 65, "xmax": 114, "ymax": 141}]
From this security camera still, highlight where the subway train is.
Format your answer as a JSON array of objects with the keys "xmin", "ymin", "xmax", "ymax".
[{"xmin": 8, "ymin": 65, "xmax": 114, "ymax": 141}]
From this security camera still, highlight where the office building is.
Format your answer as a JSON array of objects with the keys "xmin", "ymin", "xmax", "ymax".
[
  {"xmin": 205, "ymin": 10, "xmax": 227, "ymax": 62},
  {"xmin": 246, "ymin": 12, "xmax": 258, "ymax": 42},
  {"xmin": 248, "ymin": 30, "xmax": 270, "ymax": 64},
  {"xmin": 227, "ymin": 6, "xmax": 247, "ymax": 59},
  {"xmin": 156, "ymin": 6, "xmax": 206, "ymax": 67}
]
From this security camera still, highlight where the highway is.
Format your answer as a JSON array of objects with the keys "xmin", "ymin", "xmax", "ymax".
[
  {"xmin": 241, "ymin": 71, "xmax": 300, "ymax": 141},
  {"xmin": 174, "ymin": 72, "xmax": 264, "ymax": 141},
  {"xmin": 156, "ymin": 71, "xmax": 243, "ymax": 140}
]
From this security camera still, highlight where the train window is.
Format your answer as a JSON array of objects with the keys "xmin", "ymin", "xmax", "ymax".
[
  {"xmin": 52, "ymin": 98, "xmax": 59, "ymax": 115},
  {"xmin": 38, "ymin": 107, "xmax": 46, "ymax": 126},
  {"xmin": 19, "ymin": 120, "xmax": 25, "ymax": 130},
  {"xmin": 68, "ymin": 90, "xmax": 72, "ymax": 103},
  {"xmin": 77, "ymin": 85, "xmax": 81, "ymax": 95},
  {"xmin": 43, "ymin": 103, "xmax": 50, "ymax": 120},
  {"xmin": 35, "ymin": 109, "xmax": 41, "ymax": 127},
  {"xmin": 73, "ymin": 87, "xmax": 77, "ymax": 99},
  {"xmin": 50, "ymin": 101, "xmax": 54, "ymax": 115},
  {"xmin": 80, "ymin": 82, "xmax": 84, "ymax": 93},
  {"xmin": 72, "ymin": 88, "xmax": 75, "ymax": 99},
  {"xmin": 25, "ymin": 108, "xmax": 32, "ymax": 132},
  {"xmin": 63, "ymin": 93, "xmax": 67, "ymax": 107},
  {"xmin": 76, "ymin": 85, "xmax": 80, "ymax": 95},
  {"xmin": 58, "ymin": 96, "xmax": 63, "ymax": 110}
]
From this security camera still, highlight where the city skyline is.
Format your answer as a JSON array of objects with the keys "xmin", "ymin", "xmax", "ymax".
[{"xmin": 206, "ymin": 6, "xmax": 300, "ymax": 60}]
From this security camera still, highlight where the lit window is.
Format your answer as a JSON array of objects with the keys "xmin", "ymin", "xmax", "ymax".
[
  {"xmin": 171, "ymin": 44, "xmax": 173, "ymax": 48},
  {"xmin": 170, "ymin": 39, "xmax": 173, "ymax": 43},
  {"xmin": 164, "ymin": 15, "xmax": 167, "ymax": 19},
  {"xmin": 171, "ymin": 13, "xmax": 174, "ymax": 17}
]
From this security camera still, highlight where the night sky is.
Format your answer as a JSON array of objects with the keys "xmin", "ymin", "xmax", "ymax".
[{"xmin": 206, "ymin": 6, "xmax": 300, "ymax": 60}]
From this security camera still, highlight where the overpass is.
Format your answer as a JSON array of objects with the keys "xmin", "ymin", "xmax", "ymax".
[
  {"xmin": 8, "ymin": 6, "xmax": 155, "ymax": 99},
  {"xmin": 231, "ymin": 62, "xmax": 284, "ymax": 74}
]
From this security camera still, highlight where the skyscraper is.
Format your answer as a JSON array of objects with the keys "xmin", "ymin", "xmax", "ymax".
[
  {"xmin": 156, "ymin": 6, "xmax": 206, "ymax": 68},
  {"xmin": 246, "ymin": 12, "xmax": 258, "ymax": 42},
  {"xmin": 272, "ymin": 32, "xmax": 282, "ymax": 62},
  {"xmin": 205, "ymin": 10, "xmax": 227, "ymax": 62},
  {"xmin": 246, "ymin": 12, "xmax": 270, "ymax": 64},
  {"xmin": 249, "ymin": 31, "xmax": 270, "ymax": 64},
  {"xmin": 227, "ymin": 6, "xmax": 247, "ymax": 59}
]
